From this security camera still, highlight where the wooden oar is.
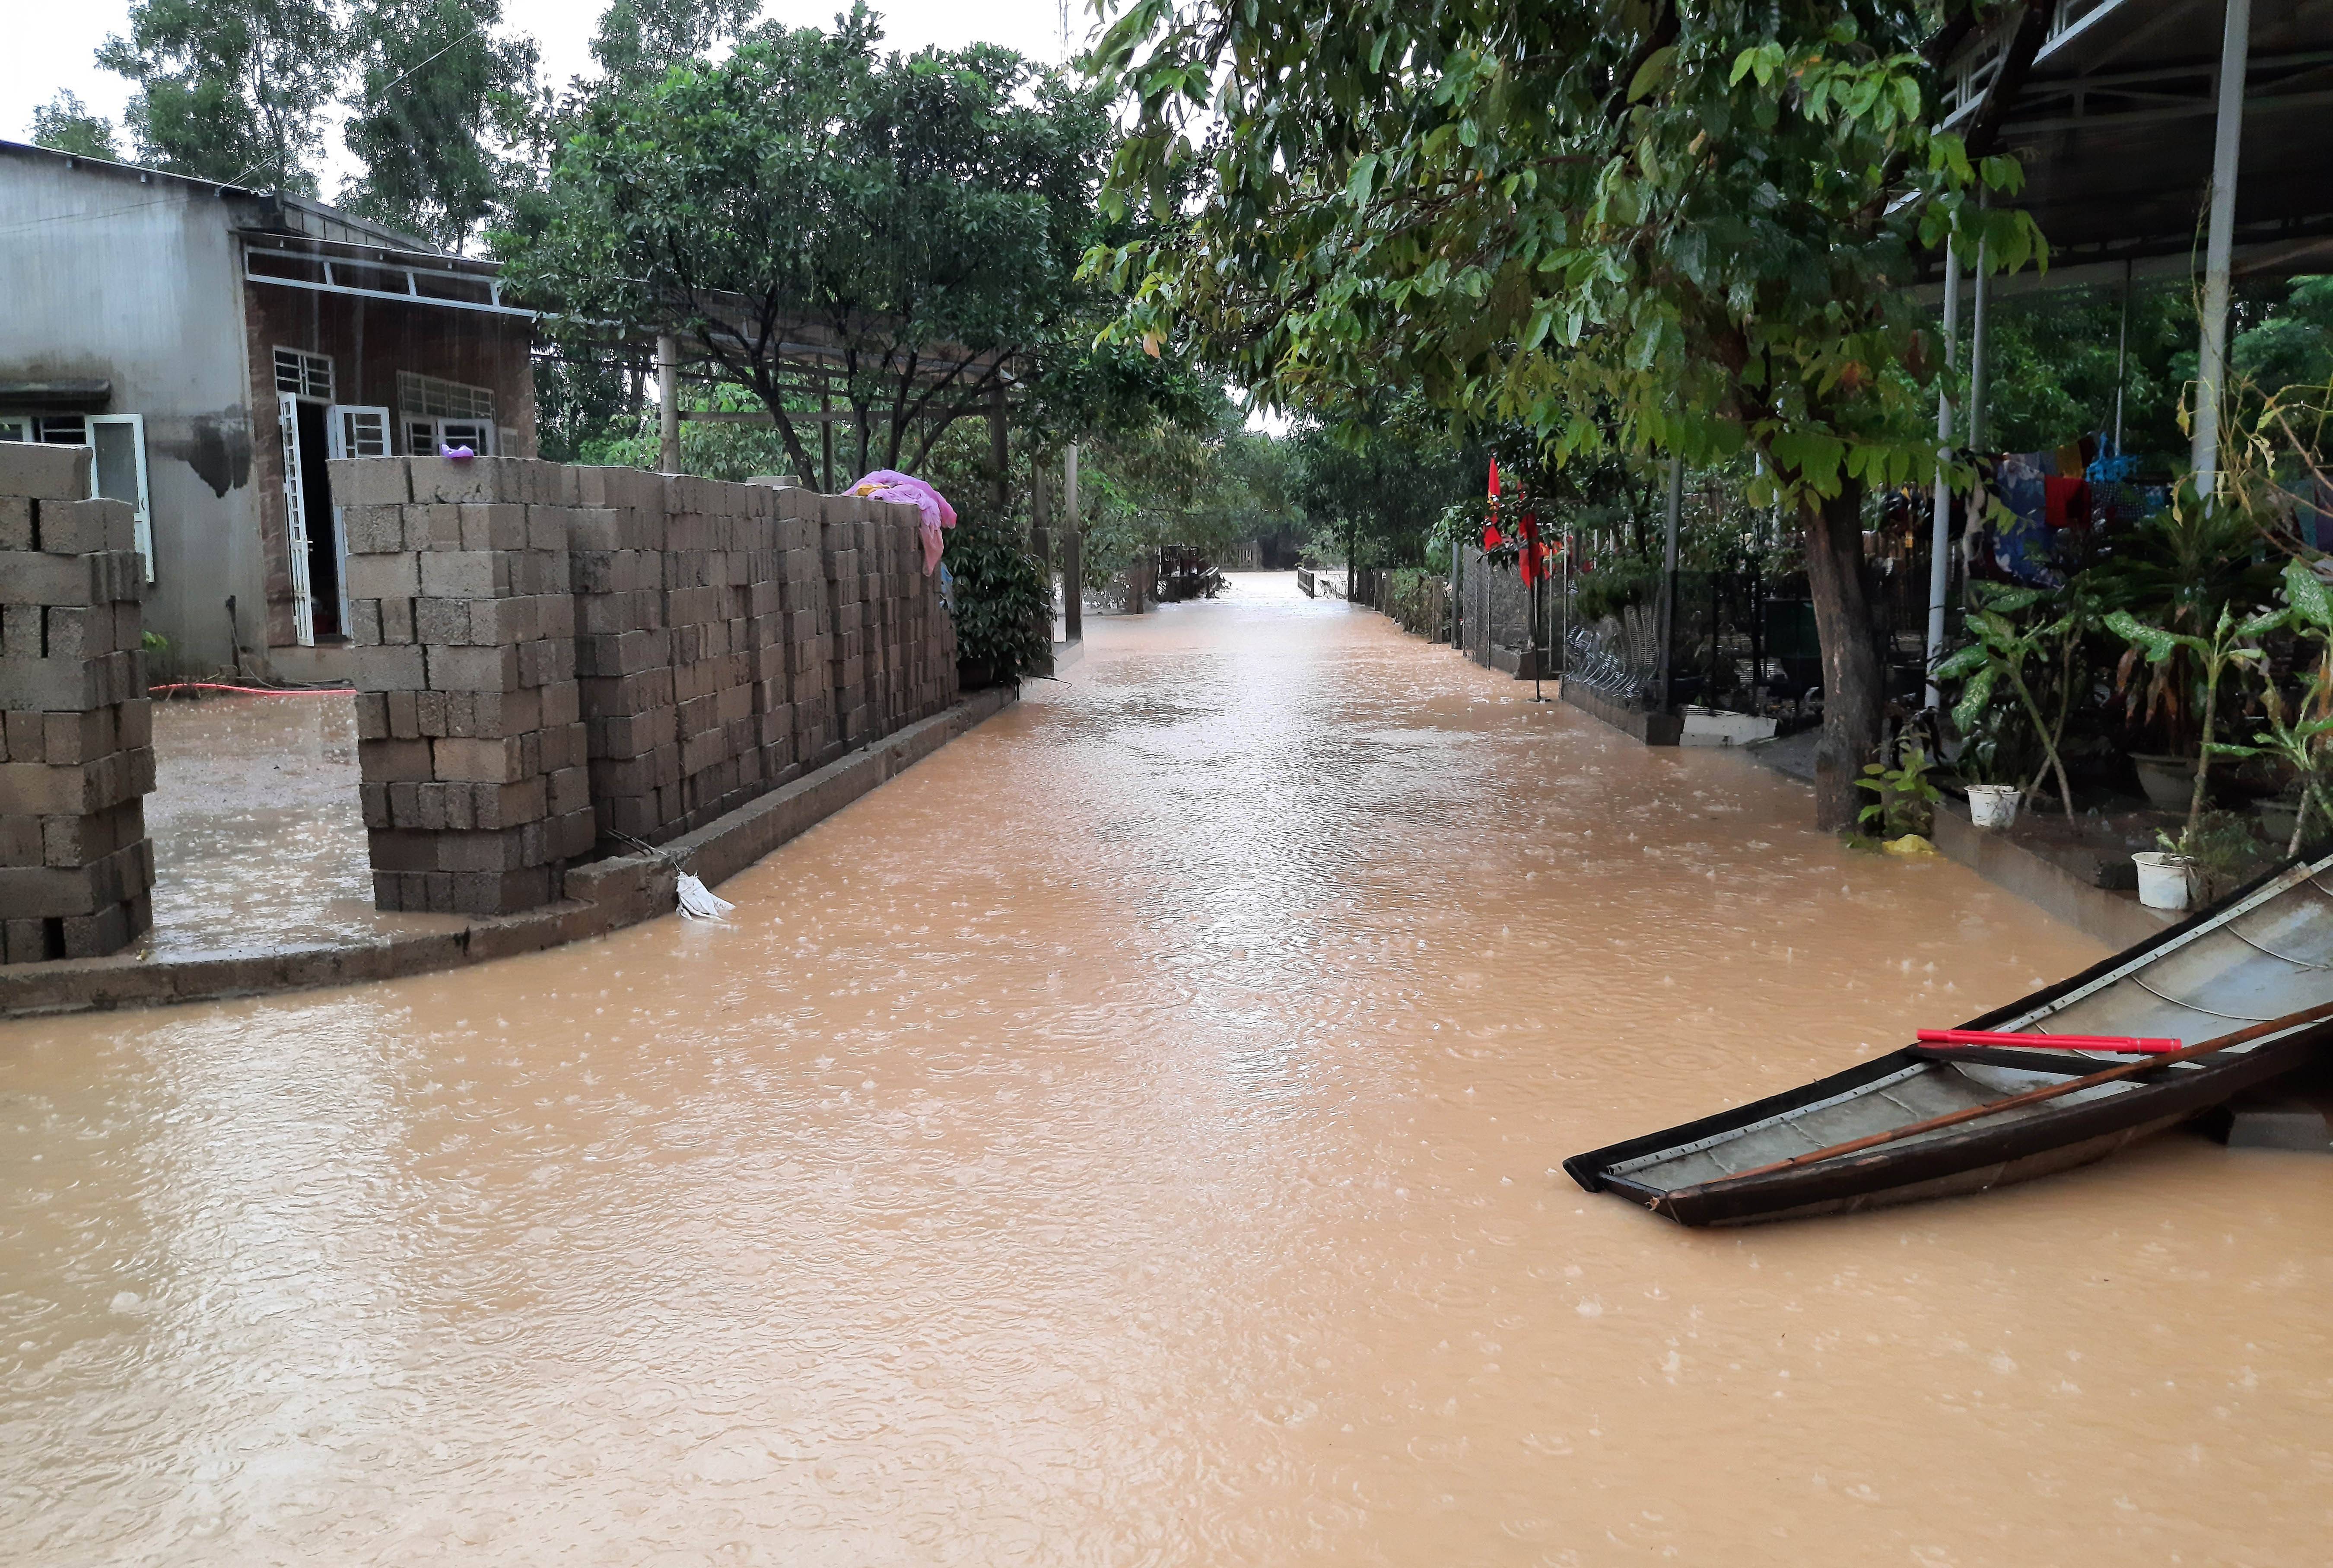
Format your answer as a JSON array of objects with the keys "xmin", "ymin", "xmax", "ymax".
[{"xmin": 1679, "ymin": 997, "xmax": 2333, "ymax": 1192}]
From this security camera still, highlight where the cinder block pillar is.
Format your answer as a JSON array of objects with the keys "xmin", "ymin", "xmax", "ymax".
[
  {"xmin": 570, "ymin": 465, "xmax": 676, "ymax": 846},
  {"xmin": 334, "ymin": 454, "xmax": 590, "ymax": 917},
  {"xmin": 0, "ymin": 443, "xmax": 155, "ymax": 961},
  {"xmin": 776, "ymin": 489, "xmax": 835, "ymax": 773},
  {"xmin": 825, "ymin": 500, "xmax": 871, "ymax": 751}
]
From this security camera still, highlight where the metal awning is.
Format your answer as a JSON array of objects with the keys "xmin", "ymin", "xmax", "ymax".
[
  {"xmin": 1933, "ymin": 0, "xmax": 2333, "ymax": 276},
  {"xmin": 240, "ymin": 235, "xmax": 534, "ymax": 319}
]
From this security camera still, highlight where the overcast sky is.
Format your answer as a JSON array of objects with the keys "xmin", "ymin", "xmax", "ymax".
[{"xmin": 6, "ymin": 1, "xmax": 1086, "ymax": 187}]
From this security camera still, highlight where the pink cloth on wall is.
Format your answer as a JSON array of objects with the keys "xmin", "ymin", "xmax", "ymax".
[{"xmin": 848, "ymin": 470, "xmax": 957, "ymax": 575}]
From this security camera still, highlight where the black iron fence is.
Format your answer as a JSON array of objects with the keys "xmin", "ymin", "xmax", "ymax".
[{"xmin": 1455, "ymin": 547, "xmax": 1933, "ymax": 719}]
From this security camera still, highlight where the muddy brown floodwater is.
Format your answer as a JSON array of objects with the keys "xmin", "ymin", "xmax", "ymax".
[{"xmin": 5, "ymin": 574, "xmax": 2330, "ymax": 1565}]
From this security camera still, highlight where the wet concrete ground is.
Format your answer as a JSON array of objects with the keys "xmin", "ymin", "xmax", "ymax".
[
  {"xmin": 6, "ymin": 575, "xmax": 2330, "ymax": 1565},
  {"xmin": 144, "ymin": 693, "xmax": 464, "ymax": 957}
]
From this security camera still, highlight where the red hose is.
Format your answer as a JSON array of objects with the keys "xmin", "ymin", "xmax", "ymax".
[{"xmin": 148, "ymin": 682, "xmax": 353, "ymax": 697}]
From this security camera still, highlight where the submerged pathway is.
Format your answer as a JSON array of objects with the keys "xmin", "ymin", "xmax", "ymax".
[{"xmin": 4, "ymin": 574, "xmax": 2328, "ymax": 1565}]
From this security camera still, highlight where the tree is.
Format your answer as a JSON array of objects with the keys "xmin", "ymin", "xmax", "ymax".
[
  {"xmin": 97, "ymin": 0, "xmax": 345, "ymax": 193},
  {"xmin": 502, "ymin": 6, "xmax": 1118, "ymax": 498},
  {"xmin": 30, "ymin": 92, "xmax": 123, "ymax": 161},
  {"xmin": 1092, "ymin": 0, "xmax": 2039, "ymax": 827},
  {"xmin": 1290, "ymin": 399, "xmax": 1485, "ymax": 578},
  {"xmin": 340, "ymin": 0, "xmax": 539, "ymax": 251},
  {"xmin": 590, "ymin": 0, "xmax": 762, "ymax": 81}
]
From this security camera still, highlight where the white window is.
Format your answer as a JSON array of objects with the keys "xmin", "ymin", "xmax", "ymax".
[
  {"xmin": 0, "ymin": 413, "xmax": 153, "ymax": 581},
  {"xmin": 274, "ymin": 348, "xmax": 335, "ymax": 401},
  {"xmin": 396, "ymin": 371, "xmax": 496, "ymax": 456}
]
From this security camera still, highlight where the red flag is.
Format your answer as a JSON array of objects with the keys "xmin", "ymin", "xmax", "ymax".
[
  {"xmin": 1518, "ymin": 512, "xmax": 1542, "ymax": 585},
  {"xmin": 1488, "ymin": 457, "xmax": 1500, "ymax": 499},
  {"xmin": 1482, "ymin": 524, "xmax": 1503, "ymax": 550}
]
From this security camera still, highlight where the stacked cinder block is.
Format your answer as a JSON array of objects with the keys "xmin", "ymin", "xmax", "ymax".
[
  {"xmin": 773, "ymin": 488, "xmax": 835, "ymax": 773},
  {"xmin": 337, "ymin": 456, "xmax": 591, "ymax": 916},
  {"xmin": 0, "ymin": 443, "xmax": 155, "ymax": 961},
  {"xmin": 570, "ymin": 466, "xmax": 679, "ymax": 843},
  {"xmin": 823, "ymin": 499, "xmax": 875, "ymax": 752},
  {"xmin": 664, "ymin": 477, "xmax": 751, "ymax": 833}
]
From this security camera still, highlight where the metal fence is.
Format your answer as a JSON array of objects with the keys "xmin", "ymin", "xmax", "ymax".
[{"xmin": 1453, "ymin": 548, "xmax": 1933, "ymax": 718}]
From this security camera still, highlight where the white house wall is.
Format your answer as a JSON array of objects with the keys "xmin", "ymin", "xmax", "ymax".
[{"xmin": 0, "ymin": 147, "xmax": 267, "ymax": 674}]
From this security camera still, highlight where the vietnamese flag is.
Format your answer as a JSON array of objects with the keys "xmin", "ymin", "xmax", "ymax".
[
  {"xmin": 1488, "ymin": 457, "xmax": 1500, "ymax": 500},
  {"xmin": 1482, "ymin": 524, "xmax": 1503, "ymax": 550}
]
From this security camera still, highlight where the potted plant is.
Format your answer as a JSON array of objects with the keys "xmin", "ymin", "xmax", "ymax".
[
  {"xmin": 1856, "ymin": 735, "xmax": 1943, "ymax": 846},
  {"xmin": 2109, "ymin": 599, "xmax": 2276, "ymax": 904},
  {"xmin": 1933, "ymin": 582, "xmax": 2088, "ymax": 820}
]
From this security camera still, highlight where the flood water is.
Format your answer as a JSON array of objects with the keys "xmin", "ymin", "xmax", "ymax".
[{"xmin": 6, "ymin": 573, "xmax": 2329, "ymax": 1565}]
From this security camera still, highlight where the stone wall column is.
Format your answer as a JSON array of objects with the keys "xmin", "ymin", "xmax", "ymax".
[{"xmin": 0, "ymin": 444, "xmax": 155, "ymax": 961}]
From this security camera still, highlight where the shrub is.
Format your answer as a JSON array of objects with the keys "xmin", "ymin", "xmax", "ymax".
[{"xmin": 944, "ymin": 525, "xmax": 1051, "ymax": 685}]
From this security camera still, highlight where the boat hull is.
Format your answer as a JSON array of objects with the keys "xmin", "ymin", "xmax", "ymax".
[{"xmin": 1566, "ymin": 857, "xmax": 2333, "ymax": 1226}]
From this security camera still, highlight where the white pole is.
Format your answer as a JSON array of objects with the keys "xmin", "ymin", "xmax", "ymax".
[
  {"xmin": 1967, "ymin": 239, "xmax": 1991, "ymax": 455},
  {"xmin": 656, "ymin": 333, "xmax": 681, "ymax": 474},
  {"xmin": 1924, "ymin": 247, "xmax": 1963, "ymax": 710},
  {"xmin": 2190, "ymin": 0, "xmax": 2253, "ymax": 494}
]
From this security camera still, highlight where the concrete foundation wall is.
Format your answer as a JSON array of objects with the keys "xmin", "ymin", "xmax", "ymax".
[
  {"xmin": 0, "ymin": 443, "xmax": 157, "ymax": 961},
  {"xmin": 330, "ymin": 454, "xmax": 957, "ymax": 915}
]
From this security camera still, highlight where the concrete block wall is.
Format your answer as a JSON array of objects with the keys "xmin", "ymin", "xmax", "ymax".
[
  {"xmin": 339, "ymin": 456, "xmax": 592, "ymax": 916},
  {"xmin": 331, "ymin": 455, "xmax": 957, "ymax": 916},
  {"xmin": 0, "ymin": 443, "xmax": 156, "ymax": 961}
]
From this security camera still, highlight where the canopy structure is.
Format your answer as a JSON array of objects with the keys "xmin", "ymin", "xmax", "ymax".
[
  {"xmin": 1936, "ymin": 0, "xmax": 2333, "ymax": 287},
  {"xmin": 1917, "ymin": 0, "xmax": 2333, "ymax": 700}
]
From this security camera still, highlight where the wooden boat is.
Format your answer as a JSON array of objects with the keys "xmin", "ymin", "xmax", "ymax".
[{"xmin": 1565, "ymin": 854, "xmax": 2333, "ymax": 1226}]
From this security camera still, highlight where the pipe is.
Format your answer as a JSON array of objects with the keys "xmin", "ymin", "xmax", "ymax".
[
  {"xmin": 1657, "ymin": 454, "xmax": 1683, "ymax": 712},
  {"xmin": 2191, "ymin": 0, "xmax": 2253, "ymax": 494},
  {"xmin": 1925, "ymin": 246, "xmax": 1963, "ymax": 710}
]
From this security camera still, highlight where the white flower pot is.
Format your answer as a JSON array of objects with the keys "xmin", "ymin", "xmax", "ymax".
[
  {"xmin": 1966, "ymin": 784, "xmax": 2021, "ymax": 830},
  {"xmin": 2133, "ymin": 851, "xmax": 2193, "ymax": 911}
]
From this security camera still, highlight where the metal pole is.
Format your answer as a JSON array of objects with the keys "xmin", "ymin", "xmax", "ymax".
[
  {"xmin": 1924, "ymin": 245, "xmax": 1963, "ymax": 709},
  {"xmin": 1063, "ymin": 444, "xmax": 1082, "ymax": 641},
  {"xmin": 2114, "ymin": 258, "xmax": 2133, "ymax": 456},
  {"xmin": 1657, "ymin": 454, "xmax": 1683, "ymax": 712},
  {"xmin": 988, "ymin": 379, "xmax": 1009, "ymax": 522},
  {"xmin": 1967, "ymin": 239, "xmax": 1991, "ymax": 455},
  {"xmin": 820, "ymin": 375, "xmax": 834, "ymax": 491},
  {"xmin": 2192, "ymin": 0, "xmax": 2253, "ymax": 495},
  {"xmin": 655, "ymin": 333, "xmax": 681, "ymax": 474}
]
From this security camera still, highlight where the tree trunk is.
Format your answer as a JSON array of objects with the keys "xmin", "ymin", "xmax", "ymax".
[{"xmin": 1799, "ymin": 477, "xmax": 1885, "ymax": 830}]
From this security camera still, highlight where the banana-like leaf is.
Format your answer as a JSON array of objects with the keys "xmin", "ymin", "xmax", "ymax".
[
  {"xmin": 2283, "ymin": 558, "xmax": 2333, "ymax": 629},
  {"xmin": 1932, "ymin": 643, "xmax": 1989, "ymax": 680},
  {"xmin": 1951, "ymin": 665, "xmax": 1998, "ymax": 731}
]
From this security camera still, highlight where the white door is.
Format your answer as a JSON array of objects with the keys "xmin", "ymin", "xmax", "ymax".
[
  {"xmin": 280, "ymin": 392, "xmax": 315, "ymax": 647},
  {"xmin": 87, "ymin": 414, "xmax": 153, "ymax": 583},
  {"xmin": 326, "ymin": 405, "xmax": 390, "ymax": 637}
]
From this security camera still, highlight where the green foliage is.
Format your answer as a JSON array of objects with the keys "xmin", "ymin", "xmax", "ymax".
[
  {"xmin": 589, "ymin": 0, "xmax": 761, "ymax": 82},
  {"xmin": 98, "ymin": 0, "xmax": 345, "ymax": 192},
  {"xmin": 1289, "ymin": 397, "xmax": 1487, "ymax": 572},
  {"xmin": 2156, "ymin": 809, "xmax": 2265, "ymax": 903},
  {"xmin": 1856, "ymin": 738, "xmax": 1941, "ymax": 840},
  {"xmin": 943, "ymin": 525, "xmax": 1050, "ymax": 684},
  {"xmin": 1936, "ymin": 582, "xmax": 2094, "ymax": 818},
  {"xmin": 1573, "ymin": 559, "xmax": 1660, "ymax": 623},
  {"xmin": 2232, "ymin": 277, "xmax": 2333, "ymax": 399},
  {"xmin": 1090, "ymin": 1, "xmax": 2038, "ymax": 496},
  {"xmin": 30, "ymin": 92, "xmax": 122, "ymax": 161},
  {"xmin": 340, "ymin": 0, "xmax": 539, "ymax": 252},
  {"xmin": 1078, "ymin": 395, "xmax": 1303, "ymax": 588},
  {"xmin": 499, "ymin": 8, "xmax": 1124, "ymax": 485},
  {"xmin": 2107, "ymin": 598, "xmax": 2277, "ymax": 841}
]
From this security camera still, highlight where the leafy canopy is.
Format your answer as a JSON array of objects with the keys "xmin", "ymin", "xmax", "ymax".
[
  {"xmin": 500, "ymin": 6, "xmax": 1119, "ymax": 489},
  {"xmin": 98, "ymin": 0, "xmax": 345, "ymax": 193},
  {"xmin": 340, "ymin": 0, "xmax": 540, "ymax": 251},
  {"xmin": 1089, "ymin": 0, "xmax": 2043, "ymax": 502},
  {"xmin": 31, "ymin": 92, "xmax": 123, "ymax": 162}
]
